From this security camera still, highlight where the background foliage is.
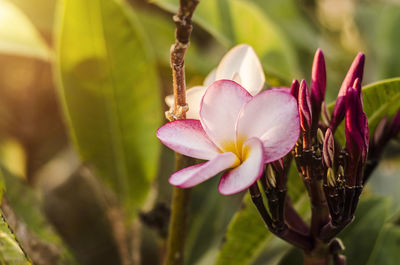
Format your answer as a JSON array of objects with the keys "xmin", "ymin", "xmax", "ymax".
[{"xmin": 0, "ymin": 0, "xmax": 399, "ymax": 264}]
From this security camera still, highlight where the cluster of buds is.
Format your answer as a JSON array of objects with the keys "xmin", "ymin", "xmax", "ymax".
[
  {"xmin": 294, "ymin": 50, "xmax": 368, "ymax": 243},
  {"xmin": 249, "ymin": 49, "xmax": 372, "ymax": 262}
]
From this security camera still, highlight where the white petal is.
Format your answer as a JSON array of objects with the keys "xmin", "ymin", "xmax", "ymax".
[
  {"xmin": 164, "ymin": 86, "xmax": 206, "ymax": 119},
  {"xmin": 203, "ymin": 68, "xmax": 217, "ymax": 87},
  {"xmin": 157, "ymin": 119, "xmax": 220, "ymax": 160},
  {"xmin": 200, "ymin": 80, "xmax": 252, "ymax": 152},
  {"xmin": 165, "ymin": 94, "xmax": 174, "ymax": 108},
  {"xmin": 169, "ymin": 152, "xmax": 239, "ymax": 188},
  {"xmin": 236, "ymin": 89, "xmax": 300, "ymax": 163},
  {"xmin": 218, "ymin": 138, "xmax": 264, "ymax": 195},
  {"xmin": 186, "ymin": 86, "xmax": 207, "ymax": 119},
  {"xmin": 216, "ymin": 44, "xmax": 265, "ymax": 95}
]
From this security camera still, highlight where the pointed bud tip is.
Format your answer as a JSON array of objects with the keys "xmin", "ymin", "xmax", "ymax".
[
  {"xmin": 311, "ymin": 49, "xmax": 327, "ymax": 105},
  {"xmin": 290, "ymin": 79, "xmax": 300, "ymax": 100},
  {"xmin": 299, "ymin": 80, "xmax": 312, "ymax": 131}
]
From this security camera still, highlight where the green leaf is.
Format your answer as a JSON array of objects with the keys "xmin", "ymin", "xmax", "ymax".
[
  {"xmin": 0, "ymin": 211, "xmax": 32, "ymax": 265},
  {"xmin": 329, "ymin": 78, "xmax": 400, "ymax": 143},
  {"xmin": 364, "ymin": 223, "xmax": 400, "ymax": 265},
  {"xmin": 135, "ymin": 9, "xmax": 222, "ymax": 75},
  {"xmin": 277, "ymin": 248, "xmax": 302, "ymax": 265},
  {"xmin": 340, "ymin": 196, "xmax": 390, "ymax": 265},
  {"xmin": 216, "ymin": 161, "xmax": 308, "ymax": 265},
  {"xmin": 0, "ymin": 0, "xmax": 50, "ymax": 60},
  {"xmin": 152, "ymin": 0, "xmax": 299, "ymax": 80},
  {"xmin": 0, "ymin": 169, "xmax": 31, "ymax": 265},
  {"xmin": 55, "ymin": 0, "xmax": 162, "ymax": 215},
  {"xmin": 0, "ymin": 166, "xmax": 77, "ymax": 264},
  {"xmin": 215, "ymin": 194, "xmax": 271, "ymax": 265},
  {"xmin": 278, "ymin": 197, "xmax": 392, "ymax": 265}
]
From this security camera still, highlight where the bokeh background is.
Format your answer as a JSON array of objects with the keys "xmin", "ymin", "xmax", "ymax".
[{"xmin": 0, "ymin": 0, "xmax": 399, "ymax": 264}]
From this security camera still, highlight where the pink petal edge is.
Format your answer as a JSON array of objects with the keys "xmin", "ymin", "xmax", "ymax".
[
  {"xmin": 236, "ymin": 89, "xmax": 300, "ymax": 163},
  {"xmin": 169, "ymin": 152, "xmax": 239, "ymax": 188},
  {"xmin": 157, "ymin": 119, "xmax": 221, "ymax": 160}
]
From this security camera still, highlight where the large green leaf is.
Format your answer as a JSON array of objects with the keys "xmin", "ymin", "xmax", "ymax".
[
  {"xmin": 364, "ymin": 223, "xmax": 400, "ymax": 265},
  {"xmin": 55, "ymin": 0, "xmax": 161, "ymax": 214},
  {"xmin": 0, "ymin": 0, "xmax": 50, "ymax": 60},
  {"xmin": 340, "ymin": 196, "xmax": 391, "ymax": 265},
  {"xmin": 0, "ymin": 211, "xmax": 32, "ymax": 265},
  {"xmin": 330, "ymin": 78, "xmax": 400, "ymax": 143},
  {"xmin": 152, "ymin": 0, "xmax": 299, "ymax": 81},
  {"xmin": 278, "ymin": 196, "xmax": 392, "ymax": 265},
  {"xmin": 215, "ymin": 161, "xmax": 308, "ymax": 265},
  {"xmin": 0, "ymin": 166, "xmax": 77, "ymax": 264},
  {"xmin": 0, "ymin": 170, "xmax": 31, "ymax": 265}
]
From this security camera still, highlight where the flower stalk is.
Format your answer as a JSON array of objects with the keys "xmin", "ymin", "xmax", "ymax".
[{"xmin": 164, "ymin": 1, "xmax": 199, "ymax": 265}]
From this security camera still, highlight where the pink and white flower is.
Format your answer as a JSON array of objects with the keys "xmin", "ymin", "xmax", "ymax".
[
  {"xmin": 166, "ymin": 44, "xmax": 265, "ymax": 119},
  {"xmin": 157, "ymin": 80, "xmax": 299, "ymax": 195}
]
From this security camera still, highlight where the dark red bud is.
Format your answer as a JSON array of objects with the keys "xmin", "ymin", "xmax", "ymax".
[
  {"xmin": 331, "ymin": 53, "xmax": 365, "ymax": 131},
  {"xmin": 290, "ymin": 79, "xmax": 299, "ymax": 101},
  {"xmin": 323, "ymin": 128, "xmax": 335, "ymax": 168},
  {"xmin": 310, "ymin": 49, "xmax": 326, "ymax": 125},
  {"xmin": 345, "ymin": 87, "xmax": 369, "ymax": 185},
  {"xmin": 298, "ymin": 80, "xmax": 312, "ymax": 131}
]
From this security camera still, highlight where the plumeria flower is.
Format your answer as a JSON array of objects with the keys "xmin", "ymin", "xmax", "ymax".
[
  {"xmin": 157, "ymin": 80, "xmax": 299, "ymax": 195},
  {"xmin": 166, "ymin": 44, "xmax": 265, "ymax": 119}
]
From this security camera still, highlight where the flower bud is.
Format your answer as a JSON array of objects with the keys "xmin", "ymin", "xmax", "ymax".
[
  {"xmin": 345, "ymin": 87, "xmax": 369, "ymax": 180},
  {"xmin": 298, "ymin": 80, "xmax": 312, "ymax": 132},
  {"xmin": 323, "ymin": 128, "xmax": 335, "ymax": 168},
  {"xmin": 330, "ymin": 53, "xmax": 365, "ymax": 131},
  {"xmin": 290, "ymin": 79, "xmax": 299, "ymax": 101},
  {"xmin": 311, "ymin": 49, "xmax": 326, "ymax": 128}
]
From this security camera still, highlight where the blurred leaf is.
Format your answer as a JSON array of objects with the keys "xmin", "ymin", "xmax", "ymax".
[
  {"xmin": 252, "ymin": 0, "xmax": 318, "ymax": 53},
  {"xmin": 152, "ymin": 0, "xmax": 299, "ymax": 81},
  {"xmin": 10, "ymin": 0, "xmax": 55, "ymax": 35},
  {"xmin": 215, "ymin": 160, "xmax": 308, "ymax": 265},
  {"xmin": 135, "ymin": 9, "xmax": 221, "ymax": 75},
  {"xmin": 185, "ymin": 176, "xmax": 243, "ymax": 265},
  {"xmin": 368, "ymin": 152, "xmax": 400, "ymax": 213},
  {"xmin": 364, "ymin": 223, "xmax": 400, "ymax": 265},
  {"xmin": 1, "ymin": 166, "xmax": 61, "ymax": 244},
  {"xmin": 0, "ymin": 211, "xmax": 32, "ymax": 265},
  {"xmin": 0, "ymin": 0, "xmax": 50, "ymax": 60},
  {"xmin": 277, "ymin": 248, "xmax": 302, "ymax": 265},
  {"xmin": 55, "ymin": 0, "xmax": 161, "ymax": 215},
  {"xmin": 355, "ymin": 2, "xmax": 400, "ymax": 80},
  {"xmin": 339, "ymin": 196, "xmax": 390, "ymax": 265},
  {"xmin": 0, "ymin": 165, "xmax": 77, "ymax": 264},
  {"xmin": 215, "ymin": 194, "xmax": 272, "ymax": 265},
  {"xmin": 278, "ymin": 197, "xmax": 392, "ymax": 265},
  {"xmin": 329, "ymin": 78, "xmax": 400, "ymax": 144},
  {"xmin": 0, "ymin": 169, "xmax": 31, "ymax": 264}
]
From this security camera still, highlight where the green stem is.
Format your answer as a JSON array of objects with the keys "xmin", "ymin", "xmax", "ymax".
[{"xmin": 164, "ymin": 155, "xmax": 193, "ymax": 265}]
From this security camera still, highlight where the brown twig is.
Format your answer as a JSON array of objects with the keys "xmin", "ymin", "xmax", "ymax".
[
  {"xmin": 164, "ymin": 1, "xmax": 199, "ymax": 265},
  {"xmin": 166, "ymin": 0, "xmax": 200, "ymax": 121}
]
